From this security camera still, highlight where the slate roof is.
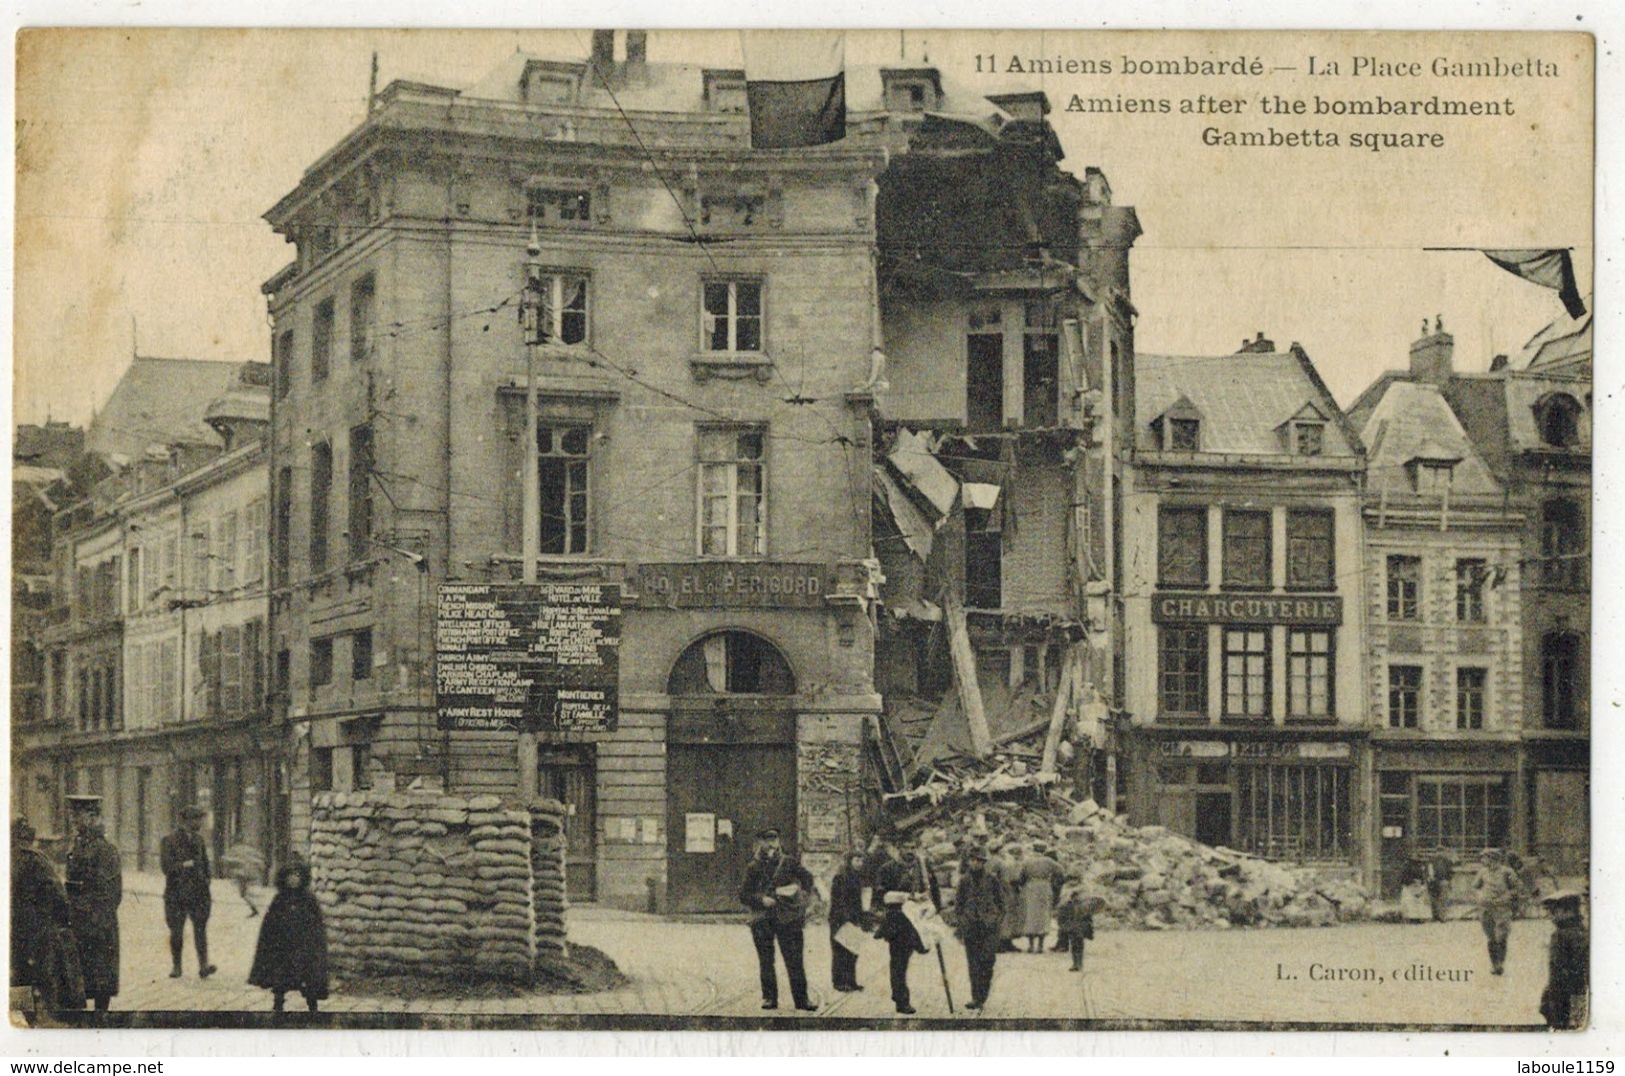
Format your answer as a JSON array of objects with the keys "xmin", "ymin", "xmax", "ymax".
[
  {"xmin": 85, "ymin": 357, "xmax": 245, "ymax": 461},
  {"xmin": 1134, "ymin": 347, "xmax": 1359, "ymax": 458},
  {"xmin": 1510, "ymin": 304, "xmax": 1591, "ymax": 376},
  {"xmin": 1504, "ymin": 374, "xmax": 1591, "ymax": 455},
  {"xmin": 1358, "ymin": 380, "xmax": 1501, "ymax": 498}
]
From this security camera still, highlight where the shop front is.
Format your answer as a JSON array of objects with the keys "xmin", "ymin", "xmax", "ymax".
[
  {"xmin": 1523, "ymin": 737, "xmax": 1587, "ymax": 879},
  {"xmin": 1371, "ymin": 739, "xmax": 1523, "ymax": 898}
]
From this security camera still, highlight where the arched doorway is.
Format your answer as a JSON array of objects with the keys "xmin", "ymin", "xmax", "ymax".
[{"xmin": 665, "ymin": 630, "xmax": 798, "ymax": 913}]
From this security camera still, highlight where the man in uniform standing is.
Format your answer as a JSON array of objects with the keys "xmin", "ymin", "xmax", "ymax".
[
  {"xmin": 161, "ymin": 805, "xmax": 216, "ymax": 979},
  {"xmin": 737, "ymin": 827, "xmax": 816, "ymax": 1012},
  {"xmin": 1539, "ymin": 890, "xmax": 1587, "ymax": 1030},
  {"xmin": 64, "ymin": 796, "xmax": 121, "ymax": 1015},
  {"xmin": 1474, "ymin": 848, "xmax": 1521, "ymax": 976},
  {"xmin": 951, "ymin": 843, "xmax": 1007, "ymax": 1012}
]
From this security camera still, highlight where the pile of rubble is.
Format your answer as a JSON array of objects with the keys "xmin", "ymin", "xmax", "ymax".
[{"xmin": 913, "ymin": 795, "xmax": 1371, "ymax": 931}]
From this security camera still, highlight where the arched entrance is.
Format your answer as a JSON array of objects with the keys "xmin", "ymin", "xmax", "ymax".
[{"xmin": 665, "ymin": 630, "xmax": 798, "ymax": 913}]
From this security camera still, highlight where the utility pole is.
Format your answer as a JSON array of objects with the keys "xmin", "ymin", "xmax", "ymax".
[{"xmin": 517, "ymin": 219, "xmax": 544, "ymax": 798}]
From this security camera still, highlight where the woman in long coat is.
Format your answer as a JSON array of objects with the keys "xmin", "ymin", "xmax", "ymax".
[
  {"xmin": 827, "ymin": 849, "xmax": 867, "ymax": 992},
  {"xmin": 1015, "ymin": 843, "xmax": 1063, "ymax": 952},
  {"xmin": 65, "ymin": 812, "xmax": 122, "ymax": 1012},
  {"xmin": 249, "ymin": 856, "xmax": 330, "ymax": 1012},
  {"xmin": 996, "ymin": 844, "xmax": 1026, "ymax": 952}
]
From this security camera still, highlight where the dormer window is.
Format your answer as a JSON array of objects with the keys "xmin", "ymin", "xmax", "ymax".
[
  {"xmin": 881, "ymin": 68, "xmax": 943, "ymax": 112},
  {"xmin": 1153, "ymin": 395, "xmax": 1203, "ymax": 451},
  {"xmin": 1534, "ymin": 392, "xmax": 1582, "ymax": 447},
  {"xmin": 1169, "ymin": 419, "xmax": 1200, "ymax": 451},
  {"xmin": 1293, "ymin": 422, "xmax": 1324, "ymax": 456},
  {"xmin": 703, "ymin": 69, "xmax": 747, "ymax": 114},
  {"xmin": 1414, "ymin": 460, "xmax": 1455, "ymax": 494},
  {"xmin": 520, "ymin": 60, "xmax": 582, "ymax": 106}
]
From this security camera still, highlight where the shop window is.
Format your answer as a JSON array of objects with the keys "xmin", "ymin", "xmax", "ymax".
[
  {"xmin": 1542, "ymin": 632, "xmax": 1581, "ymax": 729},
  {"xmin": 1415, "ymin": 775, "xmax": 1509, "ymax": 853},
  {"xmin": 539, "ymin": 424, "xmax": 591, "ymax": 555},
  {"xmin": 1222, "ymin": 510, "xmax": 1271, "ymax": 589},
  {"xmin": 312, "ymin": 297, "xmax": 334, "ymax": 382},
  {"xmin": 352, "ymin": 629, "xmax": 373, "ymax": 682},
  {"xmin": 348, "ymin": 425, "xmax": 374, "ymax": 562},
  {"xmin": 1287, "ymin": 629, "xmax": 1333, "ymax": 720},
  {"xmin": 1455, "ymin": 559, "xmax": 1486, "ymax": 622},
  {"xmin": 349, "ymin": 274, "xmax": 375, "ymax": 363},
  {"xmin": 1158, "ymin": 506, "xmax": 1207, "ymax": 587},
  {"xmin": 1223, "ymin": 628, "xmax": 1270, "ymax": 719},
  {"xmin": 524, "ymin": 269, "xmax": 590, "ymax": 347},
  {"xmin": 1388, "ymin": 664, "xmax": 1421, "ymax": 728},
  {"xmin": 697, "ymin": 427, "xmax": 765, "ymax": 556},
  {"xmin": 1540, "ymin": 500, "xmax": 1586, "ymax": 589},
  {"xmin": 1386, "ymin": 555, "xmax": 1420, "ymax": 620},
  {"xmin": 702, "ymin": 279, "xmax": 762, "ymax": 353},
  {"xmin": 1022, "ymin": 302, "xmax": 1059, "ymax": 428},
  {"xmin": 1285, "ymin": 509, "xmax": 1334, "ymax": 590},
  {"xmin": 1456, "ymin": 667, "xmax": 1487, "ymax": 730},
  {"xmin": 1235, "ymin": 763, "xmax": 1351, "ymax": 861},
  {"xmin": 964, "ymin": 507, "xmax": 1002, "ymax": 609},
  {"xmin": 310, "ymin": 637, "xmax": 334, "ymax": 689},
  {"xmin": 1158, "ymin": 626, "xmax": 1207, "ymax": 718},
  {"xmin": 668, "ymin": 630, "xmax": 796, "ymax": 695},
  {"xmin": 966, "ymin": 308, "xmax": 1003, "ymax": 432},
  {"xmin": 310, "ymin": 442, "xmax": 332, "ymax": 574}
]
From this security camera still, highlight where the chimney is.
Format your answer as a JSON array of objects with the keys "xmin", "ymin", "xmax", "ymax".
[
  {"xmin": 1409, "ymin": 314, "xmax": 1454, "ymax": 384},
  {"xmin": 1239, "ymin": 331, "xmax": 1274, "ymax": 353},
  {"xmin": 1489, "ymin": 354, "xmax": 1509, "ymax": 372},
  {"xmin": 625, "ymin": 30, "xmax": 648, "ymax": 66},
  {"xmin": 590, "ymin": 30, "xmax": 615, "ymax": 71}
]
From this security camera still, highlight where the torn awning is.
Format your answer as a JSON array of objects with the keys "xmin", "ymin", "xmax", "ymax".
[
  {"xmin": 887, "ymin": 428, "xmax": 959, "ymax": 519},
  {"xmin": 875, "ymin": 466, "xmax": 936, "ymax": 561}
]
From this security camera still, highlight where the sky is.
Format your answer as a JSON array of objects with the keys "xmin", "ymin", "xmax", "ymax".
[{"xmin": 12, "ymin": 27, "xmax": 1593, "ymax": 429}]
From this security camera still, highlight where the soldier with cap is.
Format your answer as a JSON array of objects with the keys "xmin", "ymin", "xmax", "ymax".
[
  {"xmin": 11, "ymin": 817, "xmax": 78, "ymax": 1016},
  {"xmin": 1474, "ymin": 848, "xmax": 1522, "ymax": 976},
  {"xmin": 64, "ymin": 795, "xmax": 122, "ymax": 1014},
  {"xmin": 951, "ymin": 842, "xmax": 1008, "ymax": 1011},
  {"xmin": 161, "ymin": 805, "xmax": 216, "ymax": 979},
  {"xmin": 1539, "ymin": 890, "xmax": 1587, "ymax": 1030},
  {"xmin": 737, "ymin": 826, "xmax": 816, "ymax": 1012}
]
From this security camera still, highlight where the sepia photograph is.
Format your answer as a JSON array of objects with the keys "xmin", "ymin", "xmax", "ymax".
[{"xmin": 7, "ymin": 24, "xmax": 1596, "ymax": 1035}]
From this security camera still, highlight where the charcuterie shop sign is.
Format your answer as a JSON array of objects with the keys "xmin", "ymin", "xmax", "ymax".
[{"xmin": 1152, "ymin": 592, "xmax": 1342, "ymax": 625}]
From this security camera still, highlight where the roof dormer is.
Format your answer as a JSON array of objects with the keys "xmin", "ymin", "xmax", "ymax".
[
  {"xmin": 1405, "ymin": 443, "xmax": 1462, "ymax": 494},
  {"xmin": 1151, "ymin": 395, "xmax": 1203, "ymax": 451},
  {"xmin": 880, "ymin": 67, "xmax": 944, "ymax": 112},
  {"xmin": 1277, "ymin": 402, "xmax": 1330, "ymax": 456},
  {"xmin": 520, "ymin": 59, "xmax": 585, "ymax": 106}
]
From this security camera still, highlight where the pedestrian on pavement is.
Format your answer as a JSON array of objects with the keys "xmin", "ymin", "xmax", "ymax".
[
  {"xmin": 737, "ymin": 827, "xmax": 816, "ymax": 1012},
  {"xmin": 874, "ymin": 891, "xmax": 927, "ymax": 1014},
  {"xmin": 249, "ymin": 855, "xmax": 329, "ymax": 1014},
  {"xmin": 1016, "ymin": 842, "xmax": 1063, "ymax": 952},
  {"xmin": 995, "ymin": 843, "xmax": 1024, "ymax": 953},
  {"xmin": 1054, "ymin": 876, "xmax": 1097, "ymax": 973},
  {"xmin": 1427, "ymin": 850, "xmax": 1455, "ymax": 922},
  {"xmin": 1399, "ymin": 854, "xmax": 1430, "ymax": 923},
  {"xmin": 223, "ymin": 841, "xmax": 267, "ymax": 918},
  {"xmin": 1538, "ymin": 890, "xmax": 1587, "ymax": 1030},
  {"xmin": 64, "ymin": 796, "xmax": 121, "ymax": 1015},
  {"xmin": 951, "ymin": 842, "xmax": 1007, "ymax": 1011},
  {"xmin": 11, "ymin": 817, "xmax": 82, "ymax": 1018},
  {"xmin": 160, "ymin": 805, "xmax": 216, "ymax": 979},
  {"xmin": 828, "ymin": 848, "xmax": 867, "ymax": 992},
  {"xmin": 1474, "ymin": 848, "xmax": 1521, "ymax": 976}
]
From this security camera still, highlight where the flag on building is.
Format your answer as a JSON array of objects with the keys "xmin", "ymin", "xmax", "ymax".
[
  {"xmin": 741, "ymin": 31, "xmax": 846, "ymax": 149},
  {"xmin": 1483, "ymin": 249, "xmax": 1587, "ymax": 318}
]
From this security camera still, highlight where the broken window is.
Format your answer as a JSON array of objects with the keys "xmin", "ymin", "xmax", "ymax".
[
  {"xmin": 1456, "ymin": 666, "xmax": 1486, "ymax": 730},
  {"xmin": 1285, "ymin": 509, "xmax": 1334, "ymax": 590},
  {"xmin": 1158, "ymin": 626, "xmax": 1206, "ymax": 717},
  {"xmin": 966, "ymin": 307, "xmax": 1003, "ymax": 431},
  {"xmin": 964, "ymin": 506, "xmax": 1002, "ymax": 609},
  {"xmin": 1455, "ymin": 559, "xmax": 1486, "ymax": 622},
  {"xmin": 1158, "ymin": 505, "xmax": 1207, "ymax": 587},
  {"xmin": 1388, "ymin": 664, "xmax": 1421, "ymax": 728},
  {"xmin": 1386, "ymin": 555, "xmax": 1420, "ymax": 620},
  {"xmin": 1415, "ymin": 775, "xmax": 1509, "ymax": 853},
  {"xmin": 1287, "ymin": 629, "xmax": 1332, "ymax": 720},
  {"xmin": 702, "ymin": 279, "xmax": 762, "ymax": 352},
  {"xmin": 667, "ymin": 630, "xmax": 796, "ymax": 695},
  {"xmin": 1223, "ymin": 627, "xmax": 1269, "ymax": 719},
  {"xmin": 524, "ymin": 269, "xmax": 589, "ymax": 347},
  {"xmin": 1022, "ymin": 302, "xmax": 1059, "ymax": 427},
  {"xmin": 1222, "ymin": 509, "xmax": 1271, "ymax": 589},
  {"xmin": 1235, "ymin": 764, "xmax": 1350, "ymax": 861},
  {"xmin": 698, "ymin": 427, "xmax": 765, "ymax": 556},
  {"xmin": 538, "ymin": 424, "xmax": 591, "ymax": 555}
]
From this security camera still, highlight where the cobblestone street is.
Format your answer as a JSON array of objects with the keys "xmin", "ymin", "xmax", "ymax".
[{"xmin": 81, "ymin": 872, "xmax": 1550, "ymax": 1027}]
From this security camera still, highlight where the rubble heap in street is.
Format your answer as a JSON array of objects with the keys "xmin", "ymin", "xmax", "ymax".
[{"xmin": 911, "ymin": 795, "xmax": 1371, "ymax": 931}]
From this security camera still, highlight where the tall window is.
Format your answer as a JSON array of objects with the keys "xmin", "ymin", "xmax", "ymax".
[
  {"xmin": 1541, "ymin": 499, "xmax": 1586, "ymax": 588},
  {"xmin": 525, "ymin": 270, "xmax": 589, "ymax": 346},
  {"xmin": 702, "ymin": 279, "xmax": 762, "ymax": 352},
  {"xmin": 352, "ymin": 628, "xmax": 373, "ymax": 682},
  {"xmin": 1223, "ymin": 627, "xmax": 1270, "ymax": 719},
  {"xmin": 1287, "ymin": 629, "xmax": 1333, "ymax": 720},
  {"xmin": 966, "ymin": 307, "xmax": 1004, "ymax": 431},
  {"xmin": 310, "ymin": 637, "xmax": 334, "ymax": 689},
  {"xmin": 1386, "ymin": 555, "xmax": 1420, "ymax": 620},
  {"xmin": 1158, "ymin": 506, "xmax": 1207, "ymax": 587},
  {"xmin": 127, "ymin": 547, "xmax": 144, "ymax": 612},
  {"xmin": 1542, "ymin": 632, "xmax": 1580, "ymax": 729},
  {"xmin": 538, "ymin": 424, "xmax": 590, "ymax": 555},
  {"xmin": 1158, "ymin": 626, "xmax": 1207, "ymax": 718},
  {"xmin": 349, "ymin": 274, "xmax": 375, "ymax": 363},
  {"xmin": 1021, "ymin": 302, "xmax": 1059, "ymax": 428},
  {"xmin": 698, "ymin": 427, "xmax": 765, "ymax": 556},
  {"xmin": 1536, "ymin": 393, "xmax": 1581, "ymax": 447},
  {"xmin": 1415, "ymin": 775, "xmax": 1509, "ymax": 853},
  {"xmin": 242, "ymin": 501, "xmax": 265, "ymax": 586},
  {"xmin": 1456, "ymin": 667, "xmax": 1487, "ymax": 730},
  {"xmin": 348, "ymin": 425, "xmax": 374, "ymax": 561},
  {"xmin": 312, "ymin": 298, "xmax": 334, "ymax": 382},
  {"xmin": 1388, "ymin": 664, "xmax": 1422, "ymax": 728},
  {"xmin": 964, "ymin": 507, "xmax": 1002, "ymax": 609},
  {"xmin": 1455, "ymin": 559, "xmax": 1486, "ymax": 622},
  {"xmin": 275, "ymin": 330, "xmax": 294, "ymax": 399},
  {"xmin": 1286, "ymin": 509, "xmax": 1334, "ymax": 590},
  {"xmin": 274, "ymin": 466, "xmax": 292, "ymax": 586},
  {"xmin": 1222, "ymin": 510, "xmax": 1272, "ymax": 589},
  {"xmin": 310, "ymin": 442, "xmax": 332, "ymax": 574}
]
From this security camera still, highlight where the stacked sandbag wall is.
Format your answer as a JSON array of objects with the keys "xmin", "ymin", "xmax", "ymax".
[{"xmin": 528, "ymin": 800, "xmax": 568, "ymax": 959}]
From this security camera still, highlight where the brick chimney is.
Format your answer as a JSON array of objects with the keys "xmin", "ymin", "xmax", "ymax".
[
  {"xmin": 1239, "ymin": 331, "xmax": 1274, "ymax": 353},
  {"xmin": 625, "ymin": 30, "xmax": 648, "ymax": 66},
  {"xmin": 590, "ymin": 30, "xmax": 615, "ymax": 72},
  {"xmin": 1409, "ymin": 315, "xmax": 1454, "ymax": 383}
]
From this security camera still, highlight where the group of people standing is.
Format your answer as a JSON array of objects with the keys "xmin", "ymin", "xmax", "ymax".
[
  {"xmin": 10, "ymin": 796, "xmax": 330, "ymax": 1021},
  {"xmin": 740, "ymin": 830, "xmax": 1097, "ymax": 1017}
]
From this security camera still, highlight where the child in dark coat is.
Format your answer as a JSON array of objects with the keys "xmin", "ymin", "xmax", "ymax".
[
  {"xmin": 874, "ymin": 895, "xmax": 929, "ymax": 1014},
  {"xmin": 1055, "ymin": 877, "xmax": 1096, "ymax": 973},
  {"xmin": 248, "ymin": 856, "xmax": 330, "ymax": 1013}
]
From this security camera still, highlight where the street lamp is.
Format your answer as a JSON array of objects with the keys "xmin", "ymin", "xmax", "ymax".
[{"xmin": 517, "ymin": 217, "xmax": 544, "ymax": 798}]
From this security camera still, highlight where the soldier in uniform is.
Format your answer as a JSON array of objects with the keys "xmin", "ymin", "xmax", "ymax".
[
  {"xmin": 64, "ymin": 796, "xmax": 121, "ymax": 1015},
  {"xmin": 737, "ymin": 827, "xmax": 816, "ymax": 1012},
  {"xmin": 1474, "ymin": 848, "xmax": 1521, "ymax": 976},
  {"xmin": 160, "ymin": 805, "xmax": 217, "ymax": 979},
  {"xmin": 951, "ymin": 842, "xmax": 1008, "ymax": 1011}
]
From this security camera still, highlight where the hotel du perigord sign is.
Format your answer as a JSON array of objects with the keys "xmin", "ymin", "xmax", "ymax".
[{"xmin": 1151, "ymin": 591, "xmax": 1342, "ymax": 626}]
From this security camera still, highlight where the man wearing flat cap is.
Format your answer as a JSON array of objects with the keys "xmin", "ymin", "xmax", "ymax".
[
  {"xmin": 737, "ymin": 827, "xmax": 816, "ymax": 1011},
  {"xmin": 64, "ymin": 795, "xmax": 121, "ymax": 1014},
  {"xmin": 951, "ymin": 842, "xmax": 1008, "ymax": 1011},
  {"xmin": 1473, "ymin": 848, "xmax": 1521, "ymax": 976},
  {"xmin": 1539, "ymin": 890, "xmax": 1587, "ymax": 1029},
  {"xmin": 161, "ymin": 805, "xmax": 216, "ymax": 979}
]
